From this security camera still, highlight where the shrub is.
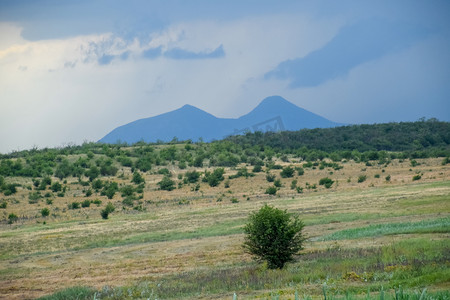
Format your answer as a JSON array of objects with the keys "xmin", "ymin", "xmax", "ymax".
[
  {"xmin": 69, "ymin": 202, "xmax": 80, "ymax": 209},
  {"xmin": 28, "ymin": 191, "xmax": 42, "ymax": 203},
  {"xmin": 413, "ymin": 174, "xmax": 422, "ymax": 181},
  {"xmin": 265, "ymin": 186, "xmax": 277, "ymax": 195},
  {"xmin": 101, "ymin": 202, "xmax": 115, "ymax": 219},
  {"xmin": 158, "ymin": 176, "xmax": 175, "ymax": 191},
  {"xmin": 93, "ymin": 199, "xmax": 102, "ymax": 206},
  {"xmin": 290, "ymin": 180, "xmax": 297, "ymax": 190},
  {"xmin": 230, "ymin": 197, "xmax": 239, "ymax": 203},
  {"xmin": 185, "ymin": 170, "xmax": 201, "ymax": 183},
  {"xmin": 296, "ymin": 186, "xmax": 303, "ymax": 193},
  {"xmin": 274, "ymin": 179, "xmax": 282, "ymax": 188},
  {"xmin": 51, "ymin": 182, "xmax": 62, "ymax": 192},
  {"xmin": 204, "ymin": 168, "xmax": 225, "ymax": 187},
  {"xmin": 157, "ymin": 168, "xmax": 171, "ymax": 176},
  {"xmin": 8, "ymin": 213, "xmax": 18, "ymax": 224},
  {"xmin": 280, "ymin": 166, "xmax": 295, "ymax": 178},
  {"xmin": 41, "ymin": 208, "xmax": 50, "ymax": 217},
  {"xmin": 296, "ymin": 167, "xmax": 305, "ymax": 176},
  {"xmin": 385, "ymin": 175, "xmax": 391, "ymax": 181},
  {"xmin": 266, "ymin": 174, "xmax": 275, "ymax": 182},
  {"xmin": 252, "ymin": 165, "xmax": 262, "ymax": 173},
  {"xmin": 81, "ymin": 199, "xmax": 91, "ymax": 208},
  {"xmin": 131, "ymin": 172, "xmax": 145, "ymax": 184},
  {"xmin": 0, "ymin": 201, "xmax": 7, "ymax": 209},
  {"xmin": 319, "ymin": 177, "xmax": 334, "ymax": 188},
  {"xmin": 243, "ymin": 204, "xmax": 305, "ymax": 269},
  {"xmin": 357, "ymin": 175, "xmax": 367, "ymax": 183}
]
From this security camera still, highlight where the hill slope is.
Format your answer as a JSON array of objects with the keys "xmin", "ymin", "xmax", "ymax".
[{"xmin": 99, "ymin": 96, "xmax": 340, "ymax": 144}]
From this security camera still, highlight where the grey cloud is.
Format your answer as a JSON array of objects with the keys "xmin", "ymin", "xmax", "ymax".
[
  {"xmin": 163, "ymin": 44, "xmax": 225, "ymax": 60},
  {"xmin": 265, "ymin": 19, "xmax": 431, "ymax": 88}
]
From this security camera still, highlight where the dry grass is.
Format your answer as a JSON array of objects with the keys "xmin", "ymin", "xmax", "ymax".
[{"xmin": 0, "ymin": 158, "xmax": 449, "ymax": 299}]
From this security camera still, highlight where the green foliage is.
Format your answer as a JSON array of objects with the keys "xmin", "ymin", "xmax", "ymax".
[
  {"xmin": 37, "ymin": 286, "xmax": 96, "ymax": 300},
  {"xmin": 91, "ymin": 178, "xmax": 103, "ymax": 191},
  {"xmin": 0, "ymin": 201, "xmax": 7, "ymax": 208},
  {"xmin": 412, "ymin": 174, "xmax": 422, "ymax": 181},
  {"xmin": 101, "ymin": 181, "xmax": 119, "ymax": 199},
  {"xmin": 101, "ymin": 202, "xmax": 115, "ymax": 219},
  {"xmin": 184, "ymin": 170, "xmax": 200, "ymax": 183},
  {"xmin": 92, "ymin": 199, "xmax": 102, "ymax": 206},
  {"xmin": 280, "ymin": 166, "xmax": 295, "ymax": 178},
  {"xmin": 265, "ymin": 186, "xmax": 277, "ymax": 195},
  {"xmin": 442, "ymin": 157, "xmax": 450, "ymax": 165},
  {"xmin": 273, "ymin": 179, "xmax": 282, "ymax": 188},
  {"xmin": 69, "ymin": 202, "xmax": 80, "ymax": 209},
  {"xmin": 266, "ymin": 173, "xmax": 275, "ymax": 182},
  {"xmin": 8, "ymin": 213, "xmax": 18, "ymax": 224},
  {"xmin": 229, "ymin": 167, "xmax": 254, "ymax": 179},
  {"xmin": 50, "ymin": 182, "xmax": 62, "ymax": 192},
  {"xmin": 85, "ymin": 165, "xmax": 100, "ymax": 182},
  {"xmin": 204, "ymin": 168, "xmax": 225, "ymax": 187},
  {"xmin": 386, "ymin": 175, "xmax": 391, "ymax": 181},
  {"xmin": 358, "ymin": 175, "xmax": 367, "ymax": 183},
  {"xmin": 28, "ymin": 191, "xmax": 42, "ymax": 203},
  {"xmin": 120, "ymin": 185, "xmax": 135, "ymax": 197},
  {"xmin": 243, "ymin": 204, "xmax": 305, "ymax": 269},
  {"xmin": 290, "ymin": 179, "xmax": 297, "ymax": 190},
  {"xmin": 41, "ymin": 208, "xmax": 50, "ymax": 217},
  {"xmin": 131, "ymin": 171, "xmax": 145, "ymax": 184},
  {"xmin": 2, "ymin": 183, "xmax": 18, "ymax": 195},
  {"xmin": 81, "ymin": 200, "xmax": 91, "ymax": 208},
  {"xmin": 252, "ymin": 164, "xmax": 262, "ymax": 172},
  {"xmin": 158, "ymin": 176, "xmax": 176, "ymax": 191},
  {"xmin": 296, "ymin": 167, "xmax": 304, "ymax": 176},
  {"xmin": 158, "ymin": 168, "xmax": 171, "ymax": 176},
  {"xmin": 98, "ymin": 158, "xmax": 118, "ymax": 176},
  {"xmin": 319, "ymin": 177, "xmax": 334, "ymax": 188}
]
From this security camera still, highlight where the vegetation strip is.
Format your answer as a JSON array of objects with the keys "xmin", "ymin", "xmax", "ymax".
[{"xmin": 319, "ymin": 217, "xmax": 450, "ymax": 241}]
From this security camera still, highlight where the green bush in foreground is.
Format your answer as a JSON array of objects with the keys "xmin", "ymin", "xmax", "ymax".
[
  {"xmin": 37, "ymin": 286, "xmax": 96, "ymax": 300},
  {"xmin": 243, "ymin": 204, "xmax": 305, "ymax": 269}
]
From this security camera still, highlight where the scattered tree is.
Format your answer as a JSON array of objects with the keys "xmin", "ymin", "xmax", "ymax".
[{"xmin": 243, "ymin": 205, "xmax": 306, "ymax": 269}]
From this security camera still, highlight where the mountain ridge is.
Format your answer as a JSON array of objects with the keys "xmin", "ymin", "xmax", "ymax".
[{"xmin": 99, "ymin": 96, "xmax": 342, "ymax": 144}]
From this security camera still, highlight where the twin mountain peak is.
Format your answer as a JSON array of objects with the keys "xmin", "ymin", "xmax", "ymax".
[{"xmin": 99, "ymin": 96, "xmax": 341, "ymax": 144}]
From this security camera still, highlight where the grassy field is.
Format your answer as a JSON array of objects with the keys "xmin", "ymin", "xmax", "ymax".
[{"xmin": 0, "ymin": 157, "xmax": 449, "ymax": 299}]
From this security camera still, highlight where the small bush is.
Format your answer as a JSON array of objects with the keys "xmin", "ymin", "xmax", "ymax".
[
  {"xmin": 0, "ymin": 201, "xmax": 7, "ymax": 209},
  {"xmin": 266, "ymin": 173, "xmax": 275, "ymax": 182},
  {"xmin": 93, "ymin": 199, "xmax": 102, "ymax": 206},
  {"xmin": 230, "ymin": 197, "xmax": 239, "ymax": 203},
  {"xmin": 69, "ymin": 202, "xmax": 80, "ymax": 209},
  {"xmin": 385, "ymin": 175, "xmax": 391, "ymax": 181},
  {"xmin": 412, "ymin": 174, "xmax": 422, "ymax": 181},
  {"xmin": 357, "ymin": 175, "xmax": 367, "ymax": 183},
  {"xmin": 319, "ymin": 177, "xmax": 334, "ymax": 188},
  {"xmin": 81, "ymin": 200, "xmax": 91, "ymax": 208},
  {"xmin": 274, "ymin": 179, "xmax": 282, "ymax": 188},
  {"xmin": 243, "ymin": 204, "xmax": 305, "ymax": 269},
  {"xmin": 158, "ymin": 176, "xmax": 176, "ymax": 191},
  {"xmin": 296, "ymin": 186, "xmax": 303, "ymax": 193},
  {"xmin": 131, "ymin": 171, "xmax": 145, "ymax": 184},
  {"xmin": 280, "ymin": 166, "xmax": 295, "ymax": 178},
  {"xmin": 41, "ymin": 208, "xmax": 50, "ymax": 217},
  {"xmin": 8, "ymin": 213, "xmax": 18, "ymax": 224},
  {"xmin": 290, "ymin": 180, "xmax": 297, "ymax": 190},
  {"xmin": 101, "ymin": 202, "xmax": 115, "ymax": 219},
  {"xmin": 296, "ymin": 167, "xmax": 305, "ymax": 176},
  {"xmin": 265, "ymin": 186, "xmax": 277, "ymax": 195}
]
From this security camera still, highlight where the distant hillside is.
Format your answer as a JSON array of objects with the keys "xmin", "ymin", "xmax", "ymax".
[
  {"xmin": 224, "ymin": 119, "xmax": 450, "ymax": 153},
  {"xmin": 99, "ymin": 96, "xmax": 341, "ymax": 144}
]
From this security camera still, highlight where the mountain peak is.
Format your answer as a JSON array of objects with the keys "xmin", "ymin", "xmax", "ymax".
[{"xmin": 99, "ymin": 96, "xmax": 341, "ymax": 144}]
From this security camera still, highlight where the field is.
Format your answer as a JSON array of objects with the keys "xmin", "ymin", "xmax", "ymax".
[{"xmin": 0, "ymin": 154, "xmax": 449, "ymax": 299}]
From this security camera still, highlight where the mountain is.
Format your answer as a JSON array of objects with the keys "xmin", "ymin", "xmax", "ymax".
[{"xmin": 99, "ymin": 96, "xmax": 342, "ymax": 144}]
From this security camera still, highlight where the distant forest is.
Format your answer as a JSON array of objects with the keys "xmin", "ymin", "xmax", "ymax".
[
  {"xmin": 0, "ymin": 120, "xmax": 449, "ymax": 179},
  {"xmin": 225, "ymin": 119, "xmax": 450, "ymax": 153}
]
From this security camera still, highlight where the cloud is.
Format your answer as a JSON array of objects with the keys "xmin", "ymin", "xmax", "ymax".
[
  {"xmin": 98, "ymin": 54, "xmax": 115, "ymax": 65},
  {"xmin": 164, "ymin": 44, "xmax": 225, "ymax": 59},
  {"xmin": 142, "ymin": 46, "xmax": 162, "ymax": 59},
  {"xmin": 265, "ymin": 19, "xmax": 431, "ymax": 88}
]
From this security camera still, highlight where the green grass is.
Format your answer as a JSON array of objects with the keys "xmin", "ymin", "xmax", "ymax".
[
  {"xmin": 319, "ymin": 217, "xmax": 450, "ymax": 241},
  {"xmin": 39, "ymin": 237, "xmax": 449, "ymax": 299},
  {"xmin": 37, "ymin": 286, "xmax": 96, "ymax": 300}
]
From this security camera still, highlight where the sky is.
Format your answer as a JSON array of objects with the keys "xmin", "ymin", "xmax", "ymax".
[{"xmin": 0, "ymin": 0, "xmax": 449, "ymax": 153}]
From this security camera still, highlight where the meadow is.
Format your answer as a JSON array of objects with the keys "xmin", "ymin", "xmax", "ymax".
[{"xmin": 0, "ymin": 145, "xmax": 448, "ymax": 300}]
